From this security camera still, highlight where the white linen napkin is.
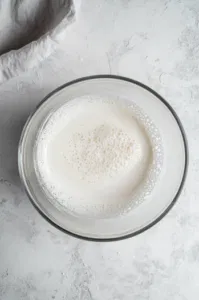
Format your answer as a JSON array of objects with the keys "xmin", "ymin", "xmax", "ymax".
[{"xmin": 0, "ymin": 0, "xmax": 78, "ymax": 84}]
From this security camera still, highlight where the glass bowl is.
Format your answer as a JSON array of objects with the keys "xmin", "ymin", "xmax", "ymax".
[{"xmin": 18, "ymin": 75, "xmax": 188, "ymax": 241}]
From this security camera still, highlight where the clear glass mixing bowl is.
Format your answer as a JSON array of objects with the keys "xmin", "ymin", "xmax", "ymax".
[{"xmin": 18, "ymin": 75, "xmax": 188, "ymax": 241}]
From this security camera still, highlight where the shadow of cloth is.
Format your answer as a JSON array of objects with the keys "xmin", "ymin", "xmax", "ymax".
[
  {"xmin": 0, "ymin": 101, "xmax": 32, "ymax": 187},
  {"xmin": 0, "ymin": 81, "xmax": 54, "ymax": 187},
  {"xmin": 0, "ymin": 0, "xmax": 76, "ymax": 84}
]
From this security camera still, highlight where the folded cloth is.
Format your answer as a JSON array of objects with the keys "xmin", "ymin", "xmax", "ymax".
[{"xmin": 0, "ymin": 0, "xmax": 78, "ymax": 84}]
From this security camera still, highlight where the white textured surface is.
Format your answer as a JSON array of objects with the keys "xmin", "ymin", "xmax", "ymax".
[{"xmin": 0, "ymin": 0, "xmax": 197, "ymax": 299}]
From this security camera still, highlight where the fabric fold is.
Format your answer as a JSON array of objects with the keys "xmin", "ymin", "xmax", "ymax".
[{"xmin": 0, "ymin": 0, "xmax": 77, "ymax": 84}]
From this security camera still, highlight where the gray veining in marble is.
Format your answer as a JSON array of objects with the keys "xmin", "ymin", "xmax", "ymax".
[{"xmin": 0, "ymin": 0, "xmax": 198, "ymax": 299}]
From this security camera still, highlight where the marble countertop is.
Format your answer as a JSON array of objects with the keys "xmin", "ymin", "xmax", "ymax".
[{"xmin": 0, "ymin": 0, "xmax": 198, "ymax": 299}]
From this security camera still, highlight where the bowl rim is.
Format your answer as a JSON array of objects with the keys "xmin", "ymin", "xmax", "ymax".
[{"xmin": 18, "ymin": 74, "xmax": 189, "ymax": 242}]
